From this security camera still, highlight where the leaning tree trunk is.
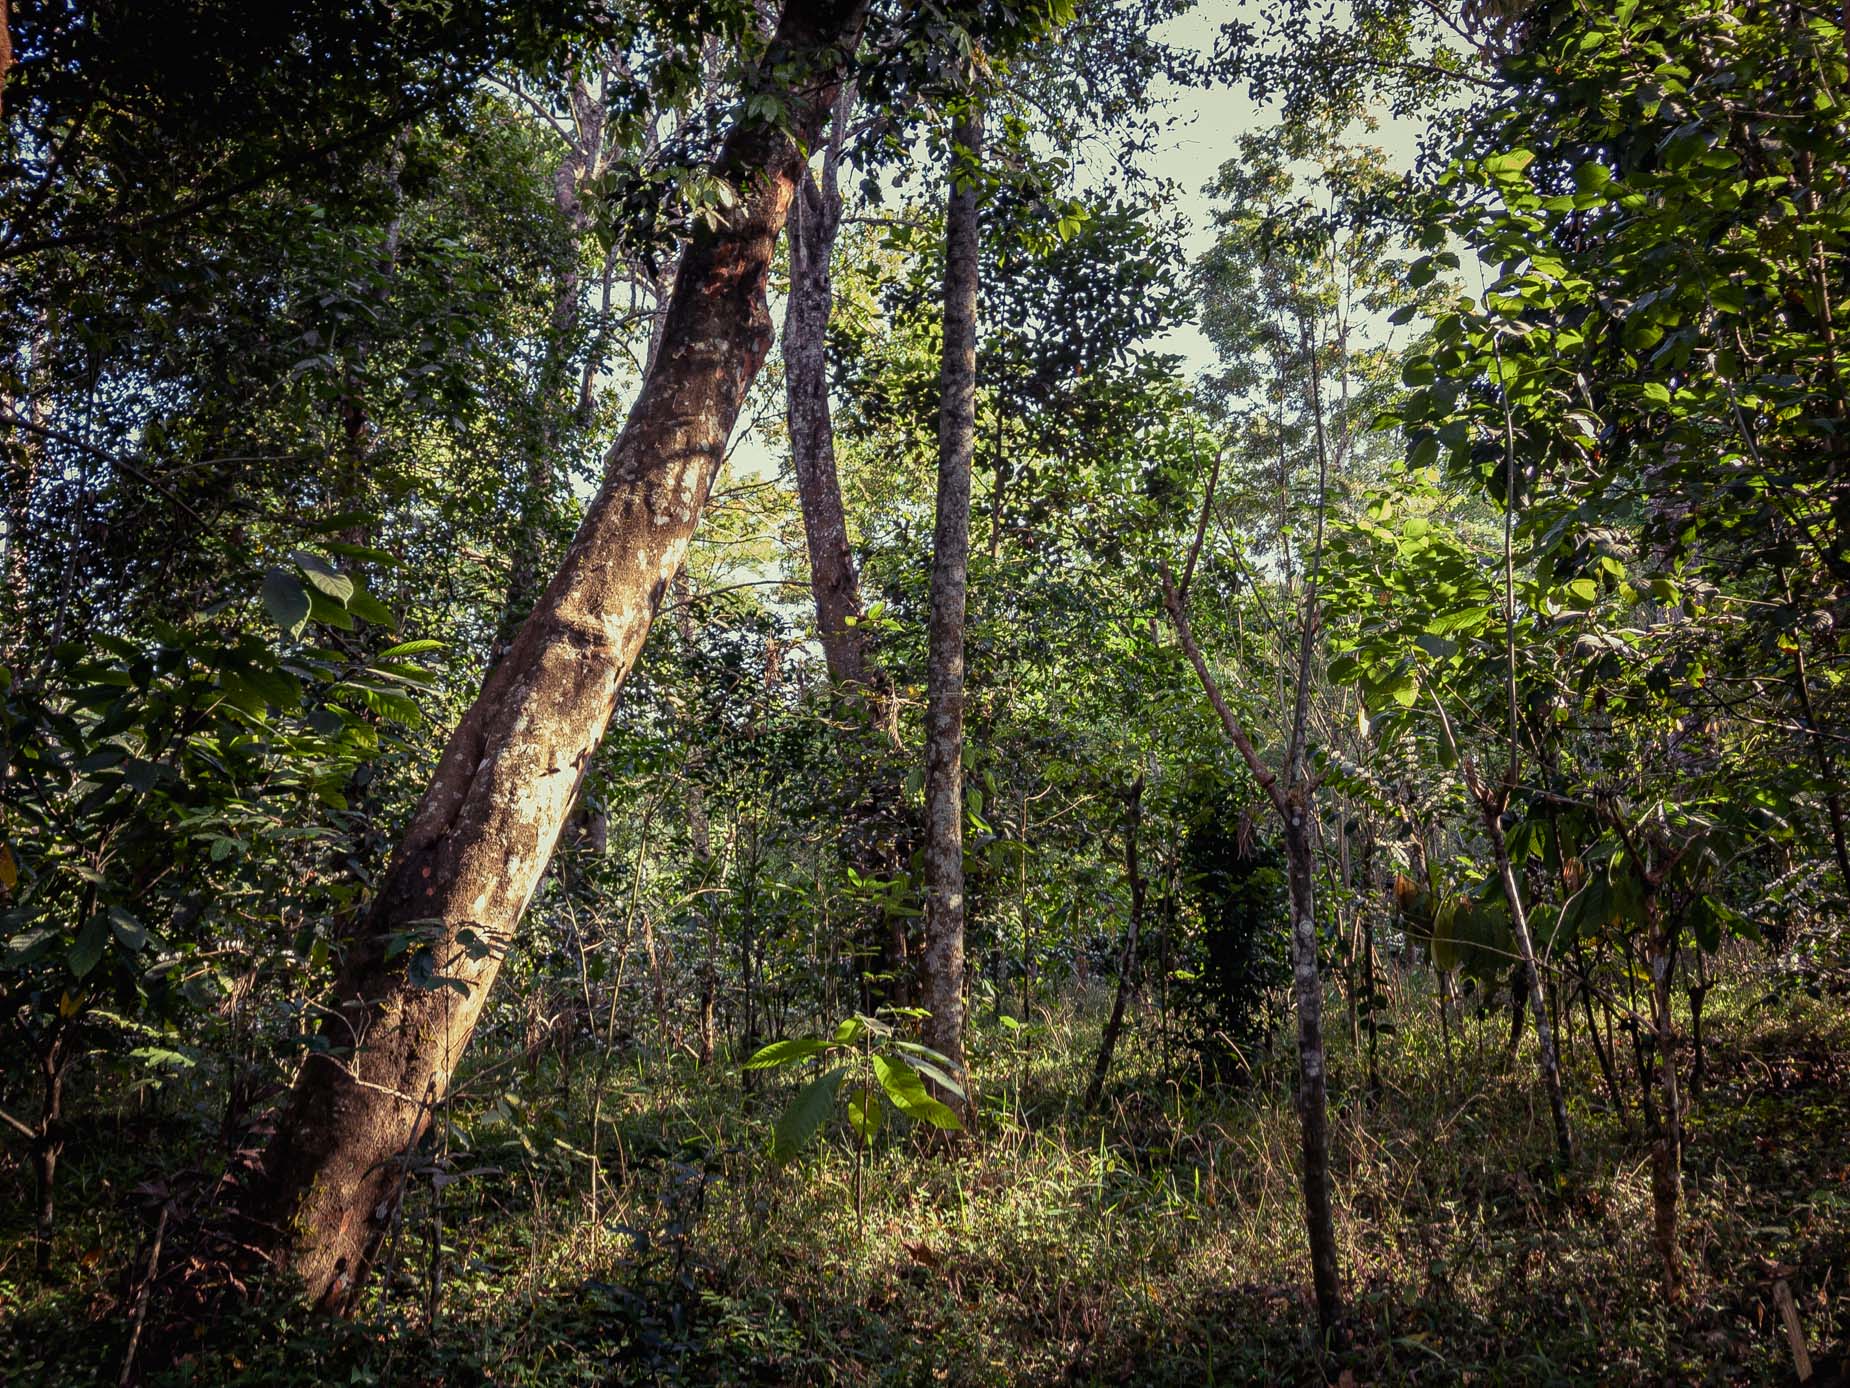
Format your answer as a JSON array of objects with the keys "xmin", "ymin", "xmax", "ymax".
[
  {"xmin": 781, "ymin": 82, "xmax": 916, "ymax": 1001},
  {"xmin": 1086, "ymin": 775, "xmax": 1145, "ymax": 1109},
  {"xmin": 919, "ymin": 102, "xmax": 983, "ymax": 1106},
  {"xmin": 241, "ymin": 0, "xmax": 870, "ymax": 1309}
]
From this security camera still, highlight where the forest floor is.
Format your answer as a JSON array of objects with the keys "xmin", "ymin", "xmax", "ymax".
[{"xmin": 2, "ymin": 970, "xmax": 1847, "ymax": 1386}]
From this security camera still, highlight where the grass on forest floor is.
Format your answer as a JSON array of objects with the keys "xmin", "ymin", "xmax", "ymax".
[{"xmin": 2, "ymin": 970, "xmax": 1846, "ymax": 1386}]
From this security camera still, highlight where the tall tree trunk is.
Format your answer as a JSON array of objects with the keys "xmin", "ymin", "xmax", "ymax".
[
  {"xmin": 780, "ymin": 82, "xmax": 915, "ymax": 1000},
  {"xmin": 1281, "ymin": 796, "xmax": 1342, "ymax": 1335},
  {"xmin": 240, "ymin": 0, "xmax": 869, "ymax": 1308},
  {"xmin": 783, "ymin": 84, "xmax": 867, "ymax": 691},
  {"xmin": 919, "ymin": 103, "xmax": 982, "ymax": 1106},
  {"xmin": 675, "ymin": 578, "xmax": 720, "ymax": 1069},
  {"xmin": 1086, "ymin": 776, "xmax": 1145, "ymax": 1108}
]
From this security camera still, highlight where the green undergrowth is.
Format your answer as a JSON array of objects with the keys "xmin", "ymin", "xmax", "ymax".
[{"xmin": 2, "ymin": 973, "xmax": 1845, "ymax": 1385}]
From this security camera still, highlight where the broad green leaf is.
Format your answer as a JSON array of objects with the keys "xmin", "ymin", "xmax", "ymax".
[
  {"xmin": 892, "ymin": 1039, "xmax": 960, "ymax": 1070},
  {"xmin": 773, "ymin": 1066, "xmax": 845, "ymax": 1162},
  {"xmin": 69, "ymin": 911, "xmax": 110, "ymax": 978},
  {"xmin": 108, "ymin": 907, "xmax": 147, "ymax": 952},
  {"xmin": 347, "ymin": 589, "xmax": 398, "ymax": 629},
  {"xmin": 307, "ymin": 592, "xmax": 355, "ymax": 630},
  {"xmin": 846, "ymin": 1089, "xmax": 884, "ymax": 1143},
  {"xmin": 872, "ymin": 1053, "xmax": 962, "ymax": 1130},
  {"xmin": 291, "ymin": 550, "xmax": 354, "ymax": 605},
  {"xmin": 262, "ymin": 567, "xmax": 311, "ymax": 638},
  {"xmin": 744, "ymin": 1037, "xmax": 830, "ymax": 1070},
  {"xmin": 897, "ymin": 1056, "xmax": 965, "ymax": 1100}
]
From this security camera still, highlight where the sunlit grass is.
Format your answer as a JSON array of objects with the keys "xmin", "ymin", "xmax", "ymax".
[{"xmin": 2, "ymin": 971, "xmax": 1844, "ymax": 1385}]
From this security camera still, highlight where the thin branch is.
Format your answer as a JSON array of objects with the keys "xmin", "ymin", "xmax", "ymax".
[
  {"xmin": 1286, "ymin": 319, "xmax": 1333, "ymax": 781},
  {"xmin": 0, "ymin": 408, "xmax": 204, "ymax": 522},
  {"xmin": 1159, "ymin": 563, "xmax": 1286, "ymax": 816},
  {"xmin": 1180, "ymin": 443, "xmax": 1223, "ymax": 601}
]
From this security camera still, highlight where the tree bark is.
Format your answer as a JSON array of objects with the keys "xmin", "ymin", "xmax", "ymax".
[
  {"xmin": 0, "ymin": 2, "xmax": 12, "ymax": 123},
  {"xmin": 919, "ymin": 103, "xmax": 982, "ymax": 1106},
  {"xmin": 676, "ymin": 581, "xmax": 720, "ymax": 1069},
  {"xmin": 241, "ymin": 0, "xmax": 870, "ymax": 1308},
  {"xmin": 783, "ymin": 83, "xmax": 868, "ymax": 691},
  {"xmin": 32, "ymin": 1029, "xmax": 67, "ymax": 1280},
  {"xmin": 1086, "ymin": 776, "xmax": 1145, "ymax": 1108},
  {"xmin": 1645, "ymin": 902, "xmax": 1686, "ymax": 1300},
  {"xmin": 1160, "ymin": 569, "xmax": 1343, "ymax": 1337},
  {"xmin": 1481, "ymin": 795, "xmax": 1576, "ymax": 1164},
  {"xmin": 1281, "ymin": 796, "xmax": 1341, "ymax": 1334}
]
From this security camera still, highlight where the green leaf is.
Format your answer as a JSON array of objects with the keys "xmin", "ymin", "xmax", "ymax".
[
  {"xmin": 291, "ymin": 550, "xmax": 354, "ymax": 605},
  {"xmin": 262, "ymin": 567, "xmax": 312, "ymax": 638},
  {"xmin": 872, "ymin": 1053, "xmax": 963, "ymax": 1130},
  {"xmin": 346, "ymin": 589, "xmax": 398, "ymax": 630},
  {"xmin": 891, "ymin": 1038, "xmax": 960, "ymax": 1071},
  {"xmin": 1572, "ymin": 161, "xmax": 1612, "ymax": 192},
  {"xmin": 1484, "ymin": 149, "xmax": 1535, "ymax": 178},
  {"xmin": 237, "ymin": 664, "xmax": 302, "ymax": 711},
  {"xmin": 378, "ymin": 639, "xmax": 447, "ymax": 658},
  {"xmin": 108, "ymin": 906, "xmax": 147, "ymax": 952},
  {"xmin": 1430, "ymin": 897, "xmax": 1462, "ymax": 972},
  {"xmin": 846, "ymin": 1089, "xmax": 884, "ymax": 1143},
  {"xmin": 772, "ymin": 1066, "xmax": 845, "ymax": 1162},
  {"xmin": 896, "ymin": 1055, "xmax": 965, "ymax": 1099},
  {"xmin": 69, "ymin": 911, "xmax": 110, "ymax": 978},
  {"xmin": 1430, "ymin": 606, "xmax": 1494, "ymax": 636},
  {"xmin": 307, "ymin": 592, "xmax": 355, "ymax": 630},
  {"xmin": 5, "ymin": 927, "xmax": 58, "ymax": 966},
  {"xmin": 129, "ymin": 1046, "xmax": 196, "ymax": 1071},
  {"xmin": 744, "ymin": 1037, "xmax": 830, "ymax": 1070}
]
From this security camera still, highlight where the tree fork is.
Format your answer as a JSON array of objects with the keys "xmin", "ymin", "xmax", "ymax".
[{"xmin": 239, "ymin": 0, "xmax": 871, "ymax": 1309}]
